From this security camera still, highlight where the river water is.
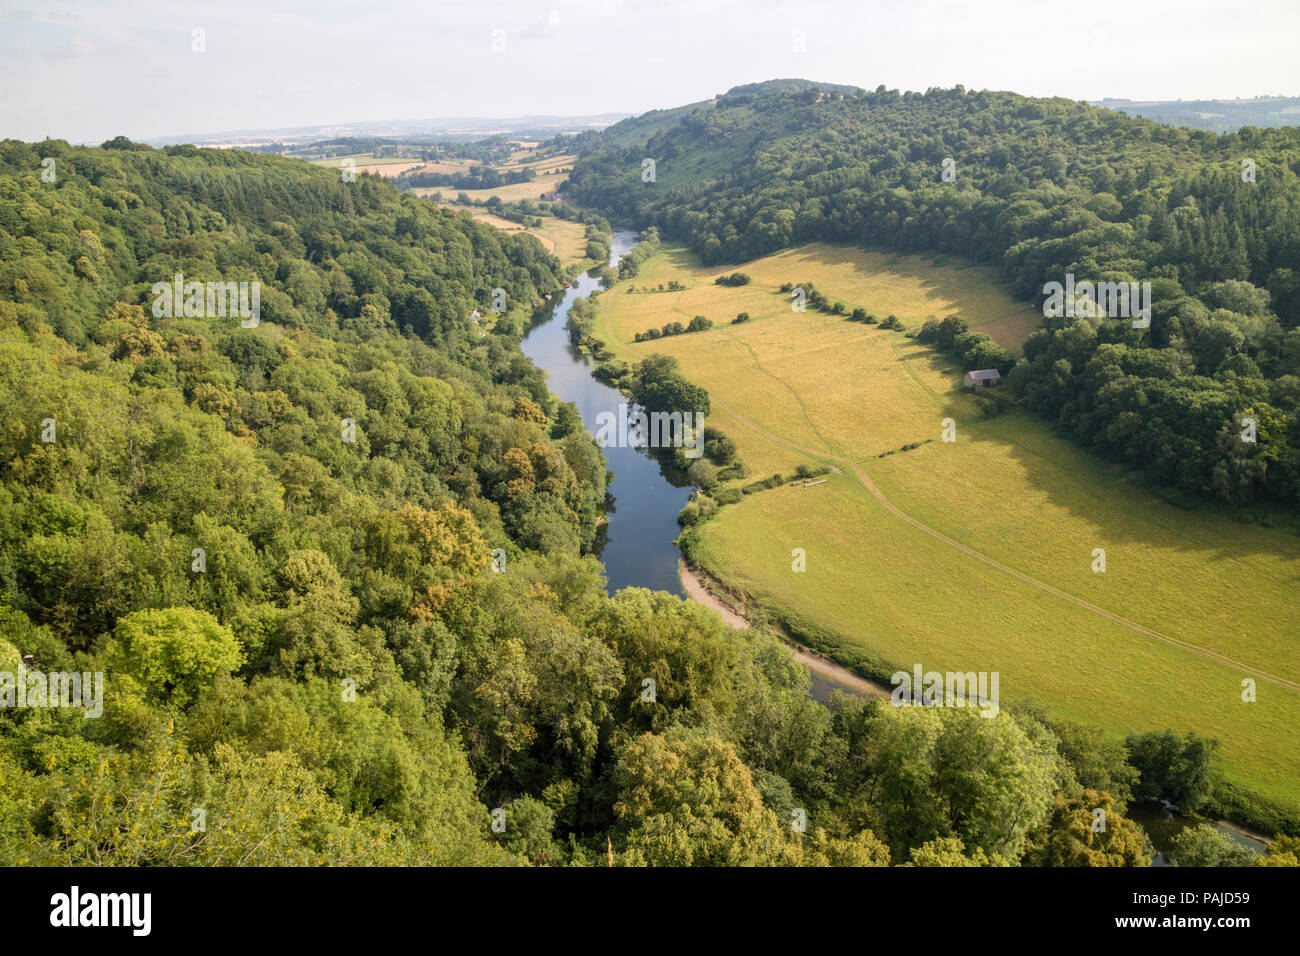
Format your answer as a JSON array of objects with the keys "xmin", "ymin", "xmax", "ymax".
[{"xmin": 521, "ymin": 231, "xmax": 691, "ymax": 596}]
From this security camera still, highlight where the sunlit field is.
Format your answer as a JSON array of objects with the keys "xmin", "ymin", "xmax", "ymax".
[{"xmin": 594, "ymin": 242, "xmax": 1300, "ymax": 809}]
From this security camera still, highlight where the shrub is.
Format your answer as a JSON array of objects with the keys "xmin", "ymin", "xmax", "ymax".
[
  {"xmin": 705, "ymin": 433, "xmax": 738, "ymax": 464},
  {"xmin": 677, "ymin": 501, "xmax": 701, "ymax": 526},
  {"xmin": 686, "ymin": 459, "xmax": 719, "ymax": 487}
]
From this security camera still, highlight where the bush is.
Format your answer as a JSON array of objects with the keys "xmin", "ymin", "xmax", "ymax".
[
  {"xmin": 678, "ymin": 494, "xmax": 717, "ymax": 526},
  {"xmin": 1205, "ymin": 780, "xmax": 1300, "ymax": 837},
  {"xmin": 686, "ymin": 459, "xmax": 719, "ymax": 487},
  {"xmin": 741, "ymin": 473, "xmax": 784, "ymax": 494},
  {"xmin": 705, "ymin": 432, "xmax": 738, "ymax": 464}
]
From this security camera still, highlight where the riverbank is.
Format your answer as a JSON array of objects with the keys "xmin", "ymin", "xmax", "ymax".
[
  {"xmin": 678, "ymin": 560, "xmax": 888, "ymax": 699},
  {"xmin": 679, "ymin": 559, "xmax": 1273, "ymax": 854},
  {"xmin": 520, "ymin": 231, "xmax": 691, "ymax": 596}
]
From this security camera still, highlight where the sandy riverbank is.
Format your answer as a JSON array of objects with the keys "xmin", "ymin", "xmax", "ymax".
[{"xmin": 677, "ymin": 560, "xmax": 888, "ymax": 698}]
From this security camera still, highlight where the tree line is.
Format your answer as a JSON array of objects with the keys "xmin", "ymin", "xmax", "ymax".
[{"xmin": 566, "ymin": 86, "xmax": 1300, "ymax": 508}]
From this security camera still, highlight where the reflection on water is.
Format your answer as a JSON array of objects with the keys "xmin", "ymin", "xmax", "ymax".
[
  {"xmin": 1126, "ymin": 800, "xmax": 1266, "ymax": 866},
  {"xmin": 521, "ymin": 232, "xmax": 692, "ymax": 596}
]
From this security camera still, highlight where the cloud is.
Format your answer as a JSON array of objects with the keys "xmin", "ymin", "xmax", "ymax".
[{"xmin": 3, "ymin": 0, "xmax": 1298, "ymax": 143}]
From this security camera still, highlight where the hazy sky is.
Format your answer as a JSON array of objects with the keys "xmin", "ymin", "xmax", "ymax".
[{"xmin": 2, "ymin": 0, "xmax": 1298, "ymax": 143}]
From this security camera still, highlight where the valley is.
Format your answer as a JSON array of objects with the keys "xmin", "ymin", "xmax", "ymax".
[{"xmin": 584, "ymin": 239, "xmax": 1300, "ymax": 810}]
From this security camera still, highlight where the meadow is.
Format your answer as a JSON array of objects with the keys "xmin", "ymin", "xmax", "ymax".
[
  {"xmin": 593, "ymin": 241, "xmax": 1300, "ymax": 810},
  {"xmin": 410, "ymin": 152, "xmax": 576, "ymax": 204},
  {"xmin": 425, "ymin": 206, "xmax": 589, "ymax": 268},
  {"xmin": 308, "ymin": 154, "xmax": 436, "ymax": 177}
]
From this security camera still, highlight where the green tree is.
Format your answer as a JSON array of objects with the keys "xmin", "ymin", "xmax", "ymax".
[
  {"xmin": 1169, "ymin": 824, "xmax": 1259, "ymax": 867},
  {"xmin": 106, "ymin": 608, "xmax": 244, "ymax": 708}
]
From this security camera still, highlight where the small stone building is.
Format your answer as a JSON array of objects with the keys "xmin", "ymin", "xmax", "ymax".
[{"xmin": 964, "ymin": 369, "xmax": 1002, "ymax": 388}]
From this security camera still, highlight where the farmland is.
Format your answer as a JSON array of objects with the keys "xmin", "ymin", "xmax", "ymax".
[
  {"xmin": 309, "ymin": 146, "xmax": 589, "ymax": 268},
  {"xmin": 592, "ymin": 241, "xmax": 1300, "ymax": 810},
  {"xmin": 410, "ymin": 152, "xmax": 576, "ymax": 204},
  {"xmin": 436, "ymin": 208, "xmax": 590, "ymax": 267}
]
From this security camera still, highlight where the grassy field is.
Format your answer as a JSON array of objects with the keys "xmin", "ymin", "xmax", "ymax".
[
  {"xmin": 528, "ymin": 216, "xmax": 590, "ymax": 267},
  {"xmin": 431, "ymin": 205, "xmax": 589, "ymax": 269},
  {"xmin": 416, "ymin": 173, "xmax": 565, "ymax": 204},
  {"xmin": 308, "ymin": 146, "xmax": 588, "ymax": 265},
  {"xmin": 310, "ymin": 149, "xmax": 575, "ymax": 200},
  {"xmin": 311, "ymin": 154, "xmax": 424, "ymax": 167},
  {"xmin": 411, "ymin": 152, "xmax": 577, "ymax": 204},
  {"xmin": 593, "ymin": 241, "xmax": 1300, "ymax": 810},
  {"xmin": 309, "ymin": 155, "xmax": 440, "ymax": 178}
]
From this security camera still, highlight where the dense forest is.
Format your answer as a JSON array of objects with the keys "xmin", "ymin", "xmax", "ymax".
[
  {"xmin": 567, "ymin": 83, "xmax": 1300, "ymax": 509},
  {"xmin": 1, "ymin": 138, "xmax": 1296, "ymax": 866}
]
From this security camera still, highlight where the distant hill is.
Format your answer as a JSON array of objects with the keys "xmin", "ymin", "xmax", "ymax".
[
  {"xmin": 588, "ymin": 79, "xmax": 866, "ymax": 151},
  {"xmin": 1092, "ymin": 97, "xmax": 1300, "ymax": 132},
  {"xmin": 145, "ymin": 113, "xmax": 629, "ymax": 149}
]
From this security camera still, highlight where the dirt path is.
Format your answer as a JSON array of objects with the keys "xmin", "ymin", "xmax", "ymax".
[
  {"xmin": 678, "ymin": 561, "xmax": 889, "ymax": 698},
  {"xmin": 678, "ymin": 560, "xmax": 751, "ymax": 629},
  {"xmin": 708, "ymin": 395, "xmax": 1300, "ymax": 695}
]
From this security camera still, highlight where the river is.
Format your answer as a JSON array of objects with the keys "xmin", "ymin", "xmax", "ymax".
[
  {"xmin": 522, "ymin": 231, "xmax": 862, "ymax": 701},
  {"xmin": 521, "ymin": 231, "xmax": 691, "ymax": 596}
]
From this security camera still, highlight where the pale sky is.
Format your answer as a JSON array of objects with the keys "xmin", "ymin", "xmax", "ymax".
[{"xmin": 2, "ymin": 0, "xmax": 1298, "ymax": 144}]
